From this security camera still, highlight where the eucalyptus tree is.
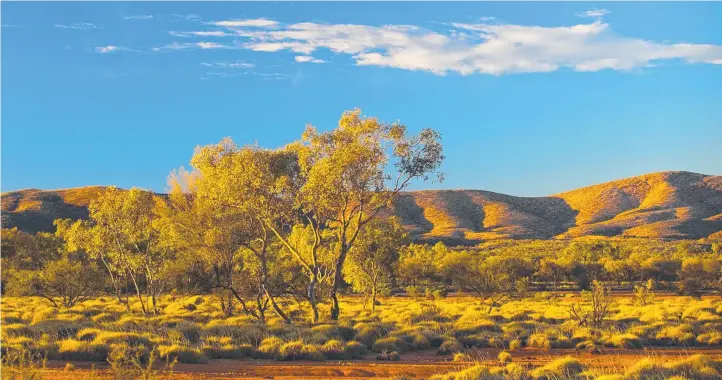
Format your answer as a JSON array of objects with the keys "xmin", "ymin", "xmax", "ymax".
[
  {"xmin": 190, "ymin": 109, "xmax": 443, "ymax": 321},
  {"xmin": 290, "ymin": 109, "xmax": 444, "ymax": 320},
  {"xmin": 343, "ymin": 217, "xmax": 407, "ymax": 312},
  {"xmin": 57, "ymin": 187, "xmax": 171, "ymax": 315}
]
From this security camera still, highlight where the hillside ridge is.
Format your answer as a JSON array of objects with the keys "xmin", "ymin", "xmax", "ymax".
[{"xmin": 3, "ymin": 171, "xmax": 722, "ymax": 243}]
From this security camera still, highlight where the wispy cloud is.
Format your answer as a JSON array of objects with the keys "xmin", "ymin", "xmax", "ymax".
[
  {"xmin": 211, "ymin": 19, "xmax": 279, "ymax": 28},
  {"xmin": 169, "ymin": 30, "xmax": 230, "ymax": 38},
  {"xmin": 152, "ymin": 41, "xmax": 236, "ymax": 51},
  {"xmin": 295, "ymin": 55, "xmax": 326, "ymax": 64},
  {"xmin": 577, "ymin": 9, "xmax": 611, "ymax": 18},
  {"xmin": 88, "ymin": 14, "xmax": 722, "ymax": 76},
  {"xmin": 200, "ymin": 71, "xmax": 288, "ymax": 80},
  {"xmin": 125, "ymin": 15, "xmax": 153, "ymax": 21},
  {"xmin": 201, "ymin": 17, "xmax": 722, "ymax": 75},
  {"xmin": 95, "ymin": 45, "xmax": 129, "ymax": 54},
  {"xmin": 54, "ymin": 22, "xmax": 100, "ymax": 30},
  {"xmin": 168, "ymin": 14, "xmax": 201, "ymax": 22},
  {"xmin": 200, "ymin": 61, "xmax": 255, "ymax": 68}
]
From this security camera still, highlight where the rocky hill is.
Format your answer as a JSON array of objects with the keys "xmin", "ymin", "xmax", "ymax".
[{"xmin": 3, "ymin": 171, "xmax": 722, "ymax": 243}]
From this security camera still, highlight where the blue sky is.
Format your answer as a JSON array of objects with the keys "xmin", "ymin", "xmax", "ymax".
[{"xmin": 2, "ymin": 2, "xmax": 721, "ymax": 196}]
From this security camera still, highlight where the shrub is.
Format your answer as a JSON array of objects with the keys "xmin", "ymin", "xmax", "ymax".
[
  {"xmin": 2, "ymin": 324, "xmax": 35, "ymax": 338},
  {"xmin": 458, "ymin": 334, "xmax": 488, "ymax": 348},
  {"xmin": 31, "ymin": 319, "xmax": 80, "ymax": 338},
  {"xmin": 310, "ymin": 324, "xmax": 355, "ymax": 341},
  {"xmin": 429, "ymin": 365, "xmax": 504, "ymax": 380},
  {"xmin": 437, "ymin": 339, "xmax": 463, "ymax": 355},
  {"xmin": 345, "ymin": 341, "xmax": 368, "ymax": 359},
  {"xmin": 498, "ymin": 351, "xmax": 512, "ymax": 364},
  {"xmin": 321, "ymin": 339, "xmax": 347, "ymax": 360},
  {"xmin": 603, "ymin": 333, "xmax": 643, "ymax": 348},
  {"xmin": 410, "ymin": 332, "xmax": 431, "ymax": 350},
  {"xmin": 93, "ymin": 332, "xmax": 153, "ymax": 348},
  {"xmin": 175, "ymin": 321, "xmax": 201, "ymax": 343},
  {"xmin": 452, "ymin": 352, "xmax": 472, "ymax": 362},
  {"xmin": 665, "ymin": 354, "xmax": 721, "ymax": 379},
  {"xmin": 575, "ymin": 340, "xmax": 598, "ymax": 352},
  {"xmin": 530, "ymin": 357, "xmax": 586, "ymax": 379},
  {"xmin": 376, "ymin": 351, "xmax": 400, "ymax": 361},
  {"xmin": 509, "ymin": 339, "xmax": 522, "ymax": 351},
  {"xmin": 354, "ymin": 322, "xmax": 391, "ymax": 347},
  {"xmin": 505, "ymin": 363, "xmax": 527, "ymax": 380},
  {"xmin": 202, "ymin": 344, "xmax": 254, "ymax": 359},
  {"xmin": 655, "ymin": 324, "xmax": 696, "ymax": 345},
  {"xmin": 202, "ymin": 323, "xmax": 264, "ymax": 344},
  {"xmin": 256, "ymin": 336, "xmax": 283, "ymax": 358},
  {"xmin": 90, "ymin": 313, "xmax": 118, "ymax": 323},
  {"xmin": 372, "ymin": 336, "xmax": 407, "ymax": 353},
  {"xmin": 157, "ymin": 344, "xmax": 208, "ymax": 364},
  {"xmin": 697, "ymin": 331, "xmax": 722, "ymax": 345},
  {"xmin": 277, "ymin": 341, "xmax": 304, "ymax": 360},
  {"xmin": 1, "ymin": 346, "xmax": 48, "ymax": 379},
  {"xmin": 277, "ymin": 341, "xmax": 324, "ymax": 361},
  {"xmin": 527, "ymin": 333, "xmax": 552, "ymax": 350},
  {"xmin": 623, "ymin": 358, "xmax": 670, "ymax": 379},
  {"xmin": 57, "ymin": 339, "xmax": 108, "ymax": 361},
  {"xmin": 408, "ymin": 305, "xmax": 448, "ymax": 324},
  {"xmin": 76, "ymin": 328, "xmax": 103, "ymax": 342}
]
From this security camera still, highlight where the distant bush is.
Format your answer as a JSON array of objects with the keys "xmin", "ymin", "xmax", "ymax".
[
  {"xmin": 529, "ymin": 356, "xmax": 586, "ymax": 379},
  {"xmin": 157, "ymin": 344, "xmax": 208, "ymax": 364},
  {"xmin": 376, "ymin": 351, "xmax": 400, "ymax": 361}
]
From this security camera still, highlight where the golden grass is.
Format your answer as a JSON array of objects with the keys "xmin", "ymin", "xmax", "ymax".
[{"xmin": 1, "ymin": 294, "xmax": 721, "ymax": 371}]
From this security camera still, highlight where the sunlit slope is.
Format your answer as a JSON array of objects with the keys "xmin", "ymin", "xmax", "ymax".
[
  {"xmin": 393, "ymin": 190, "xmax": 576, "ymax": 242},
  {"xmin": 1, "ymin": 186, "xmax": 107, "ymax": 233},
  {"xmin": 553, "ymin": 171, "xmax": 722, "ymax": 239},
  {"xmin": 3, "ymin": 171, "xmax": 721, "ymax": 241},
  {"xmin": 393, "ymin": 171, "xmax": 722, "ymax": 242}
]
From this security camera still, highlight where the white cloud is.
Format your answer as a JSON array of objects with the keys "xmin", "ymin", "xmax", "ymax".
[
  {"xmin": 153, "ymin": 42, "xmax": 235, "ymax": 51},
  {"xmin": 54, "ymin": 22, "xmax": 100, "ymax": 30},
  {"xmin": 169, "ymin": 14, "xmax": 201, "ymax": 22},
  {"xmin": 201, "ymin": 18, "xmax": 722, "ymax": 75},
  {"xmin": 94, "ymin": 14, "xmax": 722, "ymax": 75},
  {"xmin": 578, "ymin": 9, "xmax": 611, "ymax": 18},
  {"xmin": 201, "ymin": 71, "xmax": 288, "ymax": 80},
  {"xmin": 201, "ymin": 61, "xmax": 255, "ymax": 68},
  {"xmin": 125, "ymin": 15, "xmax": 153, "ymax": 21},
  {"xmin": 169, "ymin": 30, "xmax": 230, "ymax": 38},
  {"xmin": 295, "ymin": 55, "xmax": 326, "ymax": 63},
  {"xmin": 197, "ymin": 42, "xmax": 222, "ymax": 49},
  {"xmin": 95, "ymin": 45, "xmax": 126, "ymax": 53},
  {"xmin": 212, "ymin": 19, "xmax": 279, "ymax": 28}
]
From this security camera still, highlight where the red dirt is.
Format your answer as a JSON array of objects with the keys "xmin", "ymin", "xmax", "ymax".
[{"xmin": 41, "ymin": 347, "xmax": 722, "ymax": 379}]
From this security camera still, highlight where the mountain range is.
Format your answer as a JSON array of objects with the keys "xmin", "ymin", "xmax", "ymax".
[{"xmin": 3, "ymin": 171, "xmax": 722, "ymax": 244}]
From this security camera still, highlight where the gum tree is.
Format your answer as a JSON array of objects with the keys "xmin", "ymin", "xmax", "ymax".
[
  {"xmin": 343, "ymin": 217, "xmax": 407, "ymax": 312},
  {"xmin": 291, "ymin": 109, "xmax": 444, "ymax": 320},
  {"xmin": 57, "ymin": 187, "xmax": 171, "ymax": 315}
]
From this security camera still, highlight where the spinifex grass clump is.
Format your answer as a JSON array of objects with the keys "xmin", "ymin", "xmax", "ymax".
[{"xmin": 1, "ymin": 293, "xmax": 722, "ymax": 368}]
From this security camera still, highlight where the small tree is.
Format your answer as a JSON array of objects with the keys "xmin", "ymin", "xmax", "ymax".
[
  {"xmin": 6, "ymin": 256, "xmax": 102, "ymax": 308},
  {"xmin": 57, "ymin": 187, "xmax": 173, "ymax": 315},
  {"xmin": 344, "ymin": 218, "xmax": 407, "ymax": 312},
  {"xmin": 634, "ymin": 279, "xmax": 655, "ymax": 306},
  {"xmin": 568, "ymin": 280, "xmax": 612, "ymax": 328}
]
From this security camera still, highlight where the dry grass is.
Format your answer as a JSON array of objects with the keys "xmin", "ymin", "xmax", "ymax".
[{"xmin": 1, "ymin": 293, "xmax": 721, "ymax": 377}]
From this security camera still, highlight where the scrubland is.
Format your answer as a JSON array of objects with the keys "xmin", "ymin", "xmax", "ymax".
[{"xmin": 2, "ymin": 293, "xmax": 721, "ymax": 379}]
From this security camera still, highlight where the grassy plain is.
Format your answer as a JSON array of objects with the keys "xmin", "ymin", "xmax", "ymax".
[{"xmin": 2, "ymin": 293, "xmax": 722, "ymax": 379}]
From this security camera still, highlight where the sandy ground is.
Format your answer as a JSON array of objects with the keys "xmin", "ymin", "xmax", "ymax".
[{"xmin": 39, "ymin": 347, "xmax": 722, "ymax": 379}]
